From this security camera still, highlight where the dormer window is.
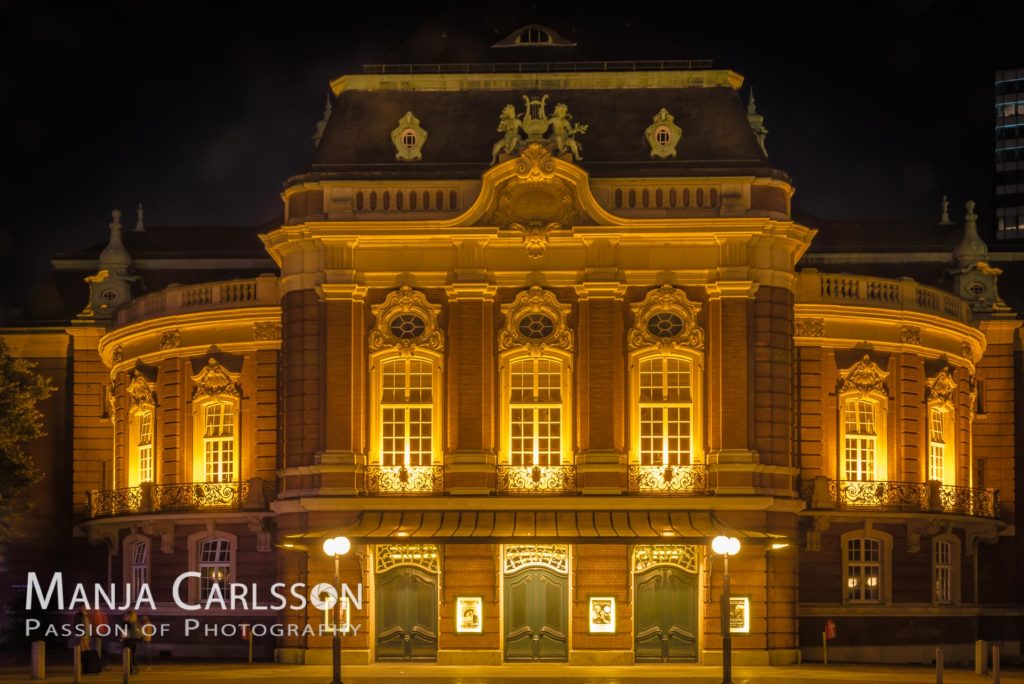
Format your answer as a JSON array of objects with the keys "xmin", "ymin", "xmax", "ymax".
[{"xmin": 493, "ymin": 24, "xmax": 576, "ymax": 48}]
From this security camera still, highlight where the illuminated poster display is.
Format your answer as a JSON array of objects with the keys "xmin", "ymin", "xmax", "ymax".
[
  {"xmin": 456, "ymin": 596, "xmax": 483, "ymax": 633},
  {"xmin": 588, "ymin": 596, "xmax": 615, "ymax": 633}
]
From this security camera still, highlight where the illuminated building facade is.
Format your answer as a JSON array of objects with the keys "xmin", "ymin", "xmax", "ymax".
[{"xmin": 2, "ymin": 24, "xmax": 1021, "ymax": 666}]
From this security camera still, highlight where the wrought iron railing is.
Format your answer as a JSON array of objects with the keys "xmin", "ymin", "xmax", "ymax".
[
  {"xmin": 87, "ymin": 479, "xmax": 267, "ymax": 518},
  {"xmin": 627, "ymin": 464, "xmax": 710, "ymax": 495},
  {"xmin": 497, "ymin": 465, "xmax": 577, "ymax": 494},
  {"xmin": 364, "ymin": 465, "xmax": 444, "ymax": 495},
  {"xmin": 802, "ymin": 477, "xmax": 999, "ymax": 518}
]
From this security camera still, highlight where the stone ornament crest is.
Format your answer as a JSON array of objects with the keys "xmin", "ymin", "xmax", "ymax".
[
  {"xmin": 499, "ymin": 286, "xmax": 573, "ymax": 353},
  {"xmin": 390, "ymin": 111, "xmax": 427, "ymax": 161},
  {"xmin": 628, "ymin": 285, "xmax": 704, "ymax": 352},
  {"xmin": 191, "ymin": 358, "xmax": 240, "ymax": 400},
  {"xmin": 159, "ymin": 330, "xmax": 181, "ymax": 350},
  {"xmin": 900, "ymin": 326, "xmax": 922, "ymax": 345},
  {"xmin": 252, "ymin": 322, "xmax": 282, "ymax": 341},
  {"xmin": 926, "ymin": 367, "xmax": 957, "ymax": 407},
  {"xmin": 369, "ymin": 286, "xmax": 443, "ymax": 353},
  {"xmin": 490, "ymin": 95, "xmax": 587, "ymax": 164},
  {"xmin": 126, "ymin": 372, "xmax": 156, "ymax": 410},
  {"xmin": 961, "ymin": 341, "xmax": 974, "ymax": 362},
  {"xmin": 794, "ymin": 318, "xmax": 825, "ymax": 338},
  {"xmin": 645, "ymin": 108, "xmax": 683, "ymax": 159},
  {"xmin": 838, "ymin": 354, "xmax": 889, "ymax": 397},
  {"xmin": 490, "ymin": 144, "xmax": 585, "ymax": 259}
]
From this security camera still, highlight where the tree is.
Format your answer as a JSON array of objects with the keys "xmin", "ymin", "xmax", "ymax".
[{"xmin": 0, "ymin": 338, "xmax": 55, "ymax": 542}]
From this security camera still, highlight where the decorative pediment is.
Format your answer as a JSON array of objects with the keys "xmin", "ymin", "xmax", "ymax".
[
  {"xmin": 484, "ymin": 144, "xmax": 593, "ymax": 259},
  {"xmin": 628, "ymin": 285, "xmax": 704, "ymax": 352},
  {"xmin": 126, "ymin": 372, "xmax": 156, "ymax": 411},
  {"xmin": 838, "ymin": 354, "xmax": 889, "ymax": 397},
  {"xmin": 645, "ymin": 108, "xmax": 683, "ymax": 159},
  {"xmin": 191, "ymin": 358, "xmax": 240, "ymax": 400},
  {"xmin": 926, "ymin": 367, "xmax": 957, "ymax": 407},
  {"xmin": 369, "ymin": 286, "xmax": 443, "ymax": 353},
  {"xmin": 499, "ymin": 286, "xmax": 573, "ymax": 353}
]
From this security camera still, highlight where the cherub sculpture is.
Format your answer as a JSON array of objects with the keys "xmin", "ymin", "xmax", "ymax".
[
  {"xmin": 547, "ymin": 102, "xmax": 587, "ymax": 160},
  {"xmin": 491, "ymin": 105, "xmax": 524, "ymax": 164}
]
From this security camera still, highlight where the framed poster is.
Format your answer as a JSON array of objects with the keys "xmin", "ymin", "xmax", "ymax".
[
  {"xmin": 729, "ymin": 596, "xmax": 750, "ymax": 634},
  {"xmin": 588, "ymin": 596, "xmax": 616, "ymax": 634},
  {"xmin": 456, "ymin": 596, "xmax": 483, "ymax": 633}
]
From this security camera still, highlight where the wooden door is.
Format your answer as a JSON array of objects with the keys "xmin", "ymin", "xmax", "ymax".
[
  {"xmin": 634, "ymin": 565, "xmax": 698, "ymax": 662},
  {"xmin": 375, "ymin": 565, "xmax": 438, "ymax": 661},
  {"xmin": 503, "ymin": 566, "xmax": 568, "ymax": 661}
]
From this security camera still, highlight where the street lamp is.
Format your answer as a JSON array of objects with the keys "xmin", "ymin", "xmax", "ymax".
[
  {"xmin": 322, "ymin": 536, "xmax": 352, "ymax": 684},
  {"xmin": 711, "ymin": 535, "xmax": 741, "ymax": 684}
]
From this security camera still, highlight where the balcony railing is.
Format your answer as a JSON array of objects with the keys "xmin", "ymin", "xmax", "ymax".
[
  {"xmin": 801, "ymin": 476, "xmax": 999, "ymax": 518},
  {"xmin": 87, "ymin": 478, "xmax": 270, "ymax": 518},
  {"xmin": 795, "ymin": 270, "xmax": 971, "ymax": 324},
  {"xmin": 364, "ymin": 465, "xmax": 444, "ymax": 495},
  {"xmin": 497, "ymin": 465, "xmax": 577, "ymax": 494},
  {"xmin": 115, "ymin": 274, "xmax": 279, "ymax": 326},
  {"xmin": 627, "ymin": 464, "xmax": 710, "ymax": 495}
]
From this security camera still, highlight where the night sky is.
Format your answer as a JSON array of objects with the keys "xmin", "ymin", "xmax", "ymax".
[{"xmin": 1, "ymin": 1, "xmax": 1021, "ymax": 311}]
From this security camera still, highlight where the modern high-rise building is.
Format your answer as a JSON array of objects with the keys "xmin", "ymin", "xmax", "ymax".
[
  {"xmin": 1, "ymin": 21, "xmax": 1022, "ymax": 669},
  {"xmin": 996, "ymin": 68, "xmax": 1024, "ymax": 241}
]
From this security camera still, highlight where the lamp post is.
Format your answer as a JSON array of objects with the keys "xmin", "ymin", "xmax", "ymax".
[
  {"xmin": 322, "ymin": 536, "xmax": 352, "ymax": 684},
  {"xmin": 711, "ymin": 535, "xmax": 741, "ymax": 684}
]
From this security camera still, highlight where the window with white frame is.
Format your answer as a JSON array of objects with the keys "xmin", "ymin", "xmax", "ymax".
[
  {"xmin": 637, "ymin": 356, "xmax": 692, "ymax": 466},
  {"xmin": 928, "ymin": 406, "xmax": 946, "ymax": 482},
  {"xmin": 203, "ymin": 403, "xmax": 235, "ymax": 482},
  {"xmin": 843, "ymin": 399, "xmax": 877, "ymax": 481},
  {"xmin": 934, "ymin": 540, "xmax": 952, "ymax": 603},
  {"xmin": 123, "ymin": 537, "xmax": 150, "ymax": 596},
  {"xmin": 198, "ymin": 538, "xmax": 231, "ymax": 600},
  {"xmin": 508, "ymin": 356, "xmax": 564, "ymax": 466},
  {"xmin": 379, "ymin": 357, "xmax": 433, "ymax": 466},
  {"xmin": 846, "ymin": 537, "xmax": 882, "ymax": 602},
  {"xmin": 137, "ymin": 410, "xmax": 154, "ymax": 483}
]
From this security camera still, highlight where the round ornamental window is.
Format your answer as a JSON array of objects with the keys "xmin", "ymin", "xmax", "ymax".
[
  {"xmin": 646, "ymin": 312, "xmax": 684, "ymax": 339},
  {"xmin": 517, "ymin": 313, "xmax": 555, "ymax": 340},
  {"xmin": 389, "ymin": 314, "xmax": 426, "ymax": 340},
  {"xmin": 967, "ymin": 282, "xmax": 985, "ymax": 296},
  {"xmin": 654, "ymin": 125, "xmax": 672, "ymax": 146},
  {"xmin": 401, "ymin": 129, "xmax": 418, "ymax": 149},
  {"xmin": 101, "ymin": 289, "xmax": 118, "ymax": 301}
]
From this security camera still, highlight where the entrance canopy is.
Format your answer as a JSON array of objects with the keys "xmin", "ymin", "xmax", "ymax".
[{"xmin": 290, "ymin": 510, "xmax": 785, "ymax": 545}]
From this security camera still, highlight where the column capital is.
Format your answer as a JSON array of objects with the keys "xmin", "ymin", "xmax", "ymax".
[
  {"xmin": 705, "ymin": 281, "xmax": 760, "ymax": 299},
  {"xmin": 573, "ymin": 282, "xmax": 628, "ymax": 300},
  {"xmin": 444, "ymin": 283, "xmax": 497, "ymax": 301}
]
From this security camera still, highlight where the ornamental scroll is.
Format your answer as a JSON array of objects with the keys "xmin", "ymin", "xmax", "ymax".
[
  {"xmin": 498, "ymin": 286, "xmax": 573, "ymax": 353},
  {"xmin": 838, "ymin": 354, "xmax": 889, "ymax": 397},
  {"xmin": 368, "ymin": 286, "xmax": 443, "ymax": 354},
  {"xmin": 628, "ymin": 285, "xmax": 704, "ymax": 352},
  {"xmin": 191, "ymin": 358, "xmax": 240, "ymax": 401}
]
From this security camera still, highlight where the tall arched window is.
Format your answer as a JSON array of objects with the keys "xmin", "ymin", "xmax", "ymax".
[
  {"xmin": 497, "ymin": 287, "xmax": 574, "ymax": 492},
  {"xmin": 926, "ymin": 367, "xmax": 958, "ymax": 486},
  {"xmin": 190, "ymin": 358, "xmax": 241, "ymax": 484},
  {"xmin": 837, "ymin": 355, "xmax": 890, "ymax": 482},
  {"xmin": 368, "ymin": 287, "xmax": 444, "ymax": 493},
  {"xmin": 627, "ymin": 286, "xmax": 705, "ymax": 494},
  {"xmin": 126, "ymin": 371, "xmax": 157, "ymax": 487}
]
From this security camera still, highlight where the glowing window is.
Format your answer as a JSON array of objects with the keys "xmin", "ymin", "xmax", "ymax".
[
  {"xmin": 843, "ymin": 399, "xmax": 876, "ymax": 481},
  {"xmin": 846, "ymin": 537, "xmax": 881, "ymax": 602},
  {"xmin": 198, "ymin": 538, "xmax": 231, "ymax": 601},
  {"xmin": 508, "ymin": 357, "xmax": 563, "ymax": 466},
  {"xmin": 379, "ymin": 357, "xmax": 433, "ymax": 467},
  {"xmin": 137, "ymin": 411, "xmax": 154, "ymax": 483},
  {"xmin": 934, "ymin": 540, "xmax": 952, "ymax": 604},
  {"xmin": 637, "ymin": 356, "xmax": 692, "ymax": 466},
  {"xmin": 203, "ymin": 403, "xmax": 235, "ymax": 483},
  {"xmin": 928, "ymin": 407, "xmax": 946, "ymax": 482}
]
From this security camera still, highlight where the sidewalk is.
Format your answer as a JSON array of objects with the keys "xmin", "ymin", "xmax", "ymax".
[{"xmin": 0, "ymin": 661, "xmax": 1022, "ymax": 684}]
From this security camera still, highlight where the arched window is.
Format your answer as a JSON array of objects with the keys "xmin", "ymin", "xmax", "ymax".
[
  {"xmin": 626, "ymin": 286, "xmax": 705, "ymax": 493},
  {"xmin": 837, "ymin": 355, "xmax": 890, "ymax": 482},
  {"xmin": 841, "ymin": 528, "xmax": 892, "ymax": 605},
  {"xmin": 368, "ymin": 287, "xmax": 444, "ymax": 493},
  {"xmin": 190, "ymin": 358, "xmax": 241, "ymax": 484},
  {"xmin": 126, "ymin": 372, "xmax": 157, "ymax": 487},
  {"xmin": 926, "ymin": 367, "xmax": 958, "ymax": 485},
  {"xmin": 497, "ymin": 288, "xmax": 574, "ymax": 491}
]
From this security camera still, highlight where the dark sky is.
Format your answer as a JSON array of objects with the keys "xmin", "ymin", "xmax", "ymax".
[{"xmin": 1, "ymin": 1, "xmax": 1021, "ymax": 309}]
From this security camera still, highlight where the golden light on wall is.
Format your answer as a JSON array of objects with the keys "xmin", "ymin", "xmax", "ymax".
[
  {"xmin": 456, "ymin": 597, "xmax": 482, "ymax": 633},
  {"xmin": 588, "ymin": 596, "xmax": 615, "ymax": 634},
  {"xmin": 729, "ymin": 596, "xmax": 750, "ymax": 634}
]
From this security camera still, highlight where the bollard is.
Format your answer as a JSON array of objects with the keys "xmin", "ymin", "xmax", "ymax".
[
  {"xmin": 122, "ymin": 647, "xmax": 131, "ymax": 684},
  {"xmin": 73, "ymin": 644, "xmax": 82, "ymax": 683},
  {"xmin": 976, "ymin": 639, "xmax": 989, "ymax": 675},
  {"xmin": 935, "ymin": 647, "xmax": 943, "ymax": 684},
  {"xmin": 30, "ymin": 640, "xmax": 45, "ymax": 680},
  {"xmin": 992, "ymin": 643, "xmax": 1001, "ymax": 684}
]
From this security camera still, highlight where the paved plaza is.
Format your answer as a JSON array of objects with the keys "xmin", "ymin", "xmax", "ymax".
[{"xmin": 0, "ymin": 662, "xmax": 1023, "ymax": 684}]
